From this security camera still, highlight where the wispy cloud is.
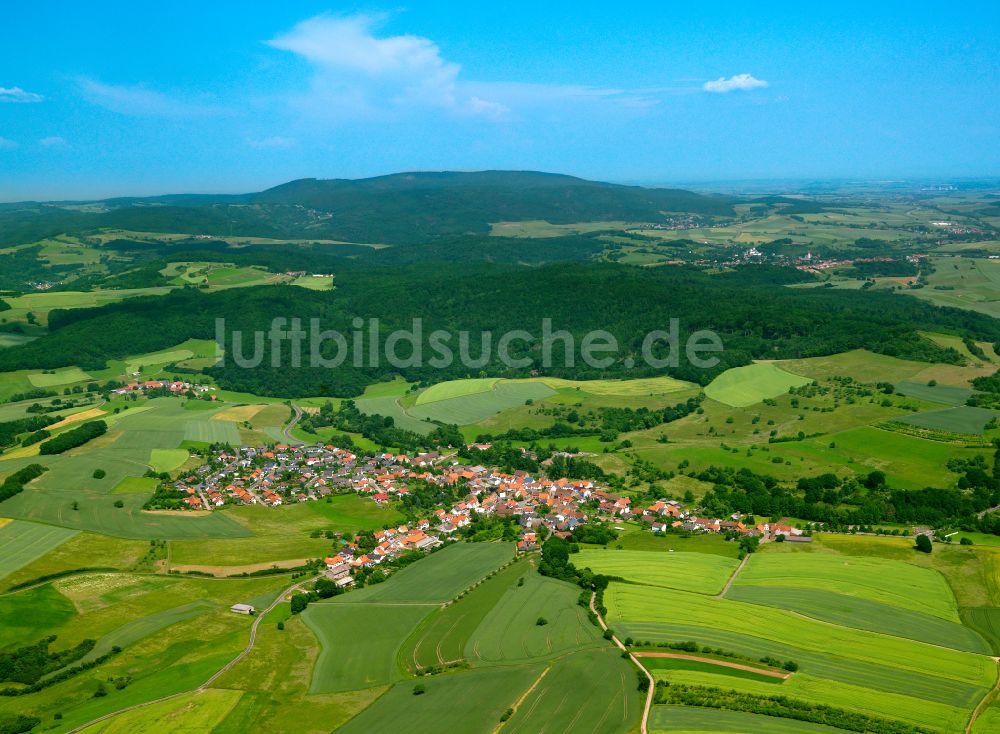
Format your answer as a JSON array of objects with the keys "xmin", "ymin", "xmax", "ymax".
[
  {"xmin": 39, "ymin": 136, "xmax": 67, "ymax": 147},
  {"xmin": 0, "ymin": 136, "xmax": 17, "ymax": 149},
  {"xmin": 0, "ymin": 86, "xmax": 43, "ymax": 103},
  {"xmin": 77, "ymin": 78, "xmax": 227, "ymax": 117},
  {"xmin": 267, "ymin": 13, "xmax": 506, "ymax": 118},
  {"xmin": 248, "ymin": 135, "xmax": 296, "ymax": 149},
  {"xmin": 703, "ymin": 74, "xmax": 769, "ymax": 93}
]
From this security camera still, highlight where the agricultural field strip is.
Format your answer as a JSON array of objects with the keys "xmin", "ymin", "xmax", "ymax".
[
  {"xmin": 726, "ymin": 585, "xmax": 991, "ymax": 654},
  {"xmin": 612, "ymin": 620, "xmax": 986, "ymax": 708},
  {"xmin": 574, "ymin": 550, "xmax": 738, "ymax": 596},
  {"xmin": 648, "ymin": 705, "xmax": 872, "ymax": 734},
  {"xmin": 0, "ymin": 521, "xmax": 79, "ymax": 581},
  {"xmin": 732, "ymin": 550, "xmax": 963, "ymax": 620},
  {"xmin": 606, "ymin": 583, "xmax": 994, "ymax": 690}
]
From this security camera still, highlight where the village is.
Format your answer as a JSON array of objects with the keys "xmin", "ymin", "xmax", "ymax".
[{"xmin": 167, "ymin": 441, "xmax": 808, "ymax": 586}]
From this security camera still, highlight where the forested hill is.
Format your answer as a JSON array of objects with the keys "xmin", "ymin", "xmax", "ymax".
[
  {"xmin": 1, "ymin": 263, "xmax": 996, "ymax": 398},
  {"xmin": 0, "ymin": 171, "xmax": 737, "ymax": 246}
]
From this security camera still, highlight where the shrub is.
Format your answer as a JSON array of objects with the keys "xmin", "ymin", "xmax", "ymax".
[
  {"xmin": 413, "ymin": 683, "xmax": 426, "ymax": 696},
  {"xmin": 93, "ymin": 469, "xmax": 106, "ymax": 479}
]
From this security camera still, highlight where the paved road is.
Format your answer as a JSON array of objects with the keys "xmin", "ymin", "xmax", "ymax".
[
  {"xmin": 282, "ymin": 403, "xmax": 304, "ymax": 445},
  {"xmin": 65, "ymin": 575, "xmax": 318, "ymax": 733},
  {"xmin": 590, "ymin": 592, "xmax": 654, "ymax": 734}
]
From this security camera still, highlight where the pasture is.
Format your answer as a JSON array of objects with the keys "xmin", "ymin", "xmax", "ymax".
[
  {"xmin": 27, "ymin": 367, "xmax": 92, "ymax": 387},
  {"xmin": 78, "ymin": 688, "xmax": 244, "ymax": 733},
  {"xmin": 574, "ymin": 549, "xmax": 738, "ymax": 595},
  {"xmin": 0, "ymin": 573, "xmax": 286, "ymax": 732},
  {"xmin": 704, "ymin": 363, "xmax": 811, "ymax": 407},
  {"xmin": 0, "ymin": 520, "xmax": 78, "ymax": 580}
]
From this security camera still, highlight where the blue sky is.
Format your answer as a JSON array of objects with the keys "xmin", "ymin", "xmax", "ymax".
[{"xmin": 1, "ymin": 2, "xmax": 998, "ymax": 199}]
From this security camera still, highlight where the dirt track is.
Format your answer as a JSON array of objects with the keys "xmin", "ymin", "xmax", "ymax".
[{"xmin": 632, "ymin": 651, "xmax": 791, "ymax": 679}]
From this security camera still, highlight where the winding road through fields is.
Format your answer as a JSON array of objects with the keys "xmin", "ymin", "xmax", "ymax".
[{"xmin": 65, "ymin": 574, "xmax": 318, "ymax": 734}]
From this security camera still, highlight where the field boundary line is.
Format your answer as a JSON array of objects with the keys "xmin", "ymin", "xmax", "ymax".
[
  {"xmin": 64, "ymin": 574, "xmax": 319, "ymax": 734},
  {"xmin": 590, "ymin": 592, "xmax": 653, "ymax": 734}
]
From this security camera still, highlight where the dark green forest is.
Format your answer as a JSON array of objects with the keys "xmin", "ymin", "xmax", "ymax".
[{"xmin": 1, "ymin": 261, "xmax": 994, "ymax": 397}]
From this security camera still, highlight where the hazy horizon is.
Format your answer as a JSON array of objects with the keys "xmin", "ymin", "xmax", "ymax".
[{"xmin": 2, "ymin": 1, "xmax": 999, "ymax": 200}]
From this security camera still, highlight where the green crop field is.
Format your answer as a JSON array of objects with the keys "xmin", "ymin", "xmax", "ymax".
[
  {"xmin": 896, "ymin": 405, "xmax": 999, "ymax": 434},
  {"xmin": 332, "ymin": 543, "xmax": 514, "ymax": 604},
  {"xmin": 464, "ymin": 572, "xmax": 600, "ymax": 664},
  {"xmin": 640, "ymin": 655, "xmax": 785, "ymax": 684},
  {"xmin": 961, "ymin": 607, "xmax": 1000, "ymax": 654},
  {"xmin": 606, "ymin": 583, "xmax": 993, "ymax": 731},
  {"xmin": 415, "ymin": 378, "xmax": 499, "ymax": 404},
  {"xmin": 726, "ymin": 585, "xmax": 989, "ymax": 653},
  {"xmin": 355, "ymin": 395, "xmax": 436, "ymax": 434},
  {"xmin": 404, "ymin": 558, "xmax": 530, "ymax": 670},
  {"xmin": 27, "ymin": 366, "xmax": 92, "ymax": 387},
  {"xmin": 184, "ymin": 418, "xmax": 241, "ymax": 444},
  {"xmin": 110, "ymin": 476, "xmax": 161, "ymax": 494},
  {"xmin": 574, "ymin": 549, "xmax": 738, "ymax": 595},
  {"xmin": 334, "ymin": 664, "xmax": 543, "ymax": 734},
  {"xmin": 0, "ymin": 519, "xmax": 78, "ymax": 580},
  {"xmin": 169, "ymin": 495, "xmax": 403, "ymax": 566},
  {"xmin": 501, "ymin": 648, "xmax": 640, "ymax": 734},
  {"xmin": 650, "ymin": 705, "xmax": 855, "ymax": 733},
  {"xmin": 704, "ymin": 363, "xmax": 812, "ymax": 407},
  {"xmin": 732, "ymin": 551, "xmax": 961, "ymax": 619},
  {"xmin": 531, "ymin": 375, "xmax": 696, "ymax": 396},
  {"xmin": 149, "ymin": 447, "xmax": 189, "ymax": 472},
  {"xmin": 894, "ymin": 380, "xmax": 975, "ymax": 406},
  {"xmin": 409, "ymin": 381, "xmax": 557, "ymax": 424},
  {"xmin": 303, "ymin": 601, "xmax": 432, "ymax": 692}
]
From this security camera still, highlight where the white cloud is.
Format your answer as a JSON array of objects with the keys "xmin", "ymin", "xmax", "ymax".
[
  {"xmin": 0, "ymin": 136, "xmax": 17, "ymax": 149},
  {"xmin": 267, "ymin": 13, "xmax": 503, "ymax": 117},
  {"xmin": 0, "ymin": 86, "xmax": 43, "ymax": 103},
  {"xmin": 703, "ymin": 74, "xmax": 769, "ymax": 93},
  {"xmin": 248, "ymin": 135, "xmax": 296, "ymax": 149},
  {"xmin": 77, "ymin": 78, "xmax": 227, "ymax": 117},
  {"xmin": 39, "ymin": 136, "xmax": 67, "ymax": 147}
]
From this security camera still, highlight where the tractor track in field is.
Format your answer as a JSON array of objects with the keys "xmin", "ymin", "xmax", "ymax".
[{"xmin": 966, "ymin": 656, "xmax": 1000, "ymax": 734}]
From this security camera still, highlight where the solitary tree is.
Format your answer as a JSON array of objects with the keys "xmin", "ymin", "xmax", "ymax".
[{"xmin": 915, "ymin": 534, "xmax": 933, "ymax": 553}]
